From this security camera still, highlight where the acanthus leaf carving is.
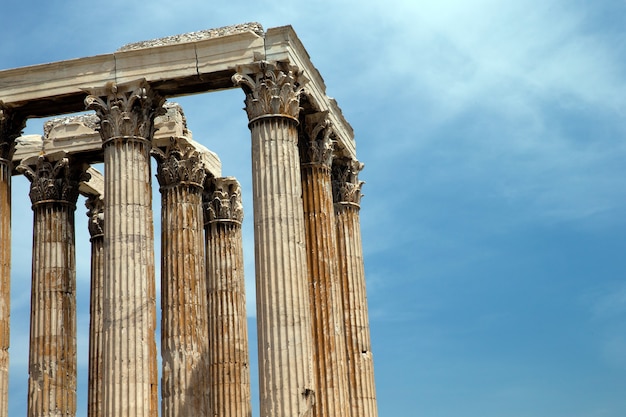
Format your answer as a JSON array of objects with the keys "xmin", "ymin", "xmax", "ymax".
[
  {"xmin": 84, "ymin": 80, "xmax": 166, "ymax": 141},
  {"xmin": 332, "ymin": 158, "xmax": 365, "ymax": 206},
  {"xmin": 152, "ymin": 137, "xmax": 207, "ymax": 188},
  {"xmin": 203, "ymin": 177, "xmax": 244, "ymax": 225},
  {"xmin": 300, "ymin": 111, "xmax": 335, "ymax": 167},
  {"xmin": 0, "ymin": 102, "xmax": 26, "ymax": 160},
  {"xmin": 232, "ymin": 62, "xmax": 306, "ymax": 123},
  {"xmin": 17, "ymin": 155, "xmax": 88, "ymax": 205},
  {"xmin": 85, "ymin": 195, "xmax": 104, "ymax": 239}
]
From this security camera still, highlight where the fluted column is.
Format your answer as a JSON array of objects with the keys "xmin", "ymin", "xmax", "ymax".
[
  {"xmin": 203, "ymin": 177, "xmax": 251, "ymax": 417},
  {"xmin": 152, "ymin": 137, "xmax": 210, "ymax": 417},
  {"xmin": 233, "ymin": 62, "xmax": 315, "ymax": 417},
  {"xmin": 0, "ymin": 105, "xmax": 25, "ymax": 417},
  {"xmin": 299, "ymin": 112, "xmax": 350, "ymax": 417},
  {"xmin": 85, "ymin": 80, "xmax": 165, "ymax": 417},
  {"xmin": 333, "ymin": 158, "xmax": 378, "ymax": 417},
  {"xmin": 17, "ymin": 155, "xmax": 86, "ymax": 417},
  {"xmin": 85, "ymin": 195, "xmax": 104, "ymax": 417}
]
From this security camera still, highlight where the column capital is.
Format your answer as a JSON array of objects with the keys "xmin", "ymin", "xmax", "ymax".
[
  {"xmin": 85, "ymin": 195, "xmax": 104, "ymax": 240},
  {"xmin": 84, "ymin": 80, "xmax": 166, "ymax": 143},
  {"xmin": 152, "ymin": 137, "xmax": 207, "ymax": 189},
  {"xmin": 332, "ymin": 158, "xmax": 365, "ymax": 207},
  {"xmin": 299, "ymin": 111, "xmax": 335, "ymax": 167},
  {"xmin": 0, "ymin": 102, "xmax": 26, "ymax": 161},
  {"xmin": 17, "ymin": 154, "xmax": 88, "ymax": 206},
  {"xmin": 203, "ymin": 177, "xmax": 244, "ymax": 225},
  {"xmin": 232, "ymin": 61, "xmax": 306, "ymax": 124}
]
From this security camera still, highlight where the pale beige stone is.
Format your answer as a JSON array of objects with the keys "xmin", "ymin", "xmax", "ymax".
[
  {"xmin": 85, "ymin": 80, "xmax": 163, "ymax": 417},
  {"xmin": 0, "ymin": 25, "xmax": 354, "ymax": 159},
  {"xmin": 13, "ymin": 106, "xmax": 222, "ymax": 178},
  {"xmin": 234, "ymin": 62, "xmax": 315, "ymax": 417}
]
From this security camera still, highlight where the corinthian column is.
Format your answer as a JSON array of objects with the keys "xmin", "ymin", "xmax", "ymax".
[
  {"xmin": 299, "ymin": 112, "xmax": 350, "ymax": 417},
  {"xmin": 203, "ymin": 177, "xmax": 251, "ymax": 417},
  {"xmin": 85, "ymin": 195, "xmax": 104, "ymax": 417},
  {"xmin": 17, "ymin": 155, "xmax": 86, "ymax": 417},
  {"xmin": 333, "ymin": 158, "xmax": 378, "ymax": 417},
  {"xmin": 152, "ymin": 137, "xmax": 210, "ymax": 417},
  {"xmin": 85, "ymin": 80, "xmax": 165, "ymax": 417},
  {"xmin": 0, "ymin": 104, "xmax": 25, "ymax": 417},
  {"xmin": 233, "ymin": 62, "xmax": 315, "ymax": 417}
]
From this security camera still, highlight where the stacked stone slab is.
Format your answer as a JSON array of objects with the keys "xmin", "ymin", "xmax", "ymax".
[{"xmin": 0, "ymin": 23, "xmax": 378, "ymax": 417}]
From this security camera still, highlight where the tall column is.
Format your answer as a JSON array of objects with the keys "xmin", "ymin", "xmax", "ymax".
[
  {"xmin": 0, "ymin": 104, "xmax": 25, "ymax": 417},
  {"xmin": 299, "ymin": 113, "xmax": 350, "ymax": 417},
  {"xmin": 203, "ymin": 177, "xmax": 252, "ymax": 417},
  {"xmin": 85, "ymin": 80, "xmax": 165, "ymax": 417},
  {"xmin": 85, "ymin": 195, "xmax": 104, "ymax": 417},
  {"xmin": 152, "ymin": 138, "xmax": 210, "ymax": 417},
  {"xmin": 17, "ymin": 155, "xmax": 86, "ymax": 417},
  {"xmin": 332, "ymin": 158, "xmax": 378, "ymax": 417},
  {"xmin": 233, "ymin": 62, "xmax": 315, "ymax": 417}
]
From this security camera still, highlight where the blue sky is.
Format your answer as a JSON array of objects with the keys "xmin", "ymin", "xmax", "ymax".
[{"xmin": 2, "ymin": 1, "xmax": 626, "ymax": 416}]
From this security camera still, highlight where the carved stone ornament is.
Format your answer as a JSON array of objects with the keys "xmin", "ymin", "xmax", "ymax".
[
  {"xmin": 152, "ymin": 137, "xmax": 207, "ymax": 188},
  {"xmin": 17, "ymin": 155, "xmax": 88, "ymax": 205},
  {"xmin": 85, "ymin": 195, "xmax": 104, "ymax": 239},
  {"xmin": 84, "ymin": 80, "xmax": 166, "ymax": 142},
  {"xmin": 43, "ymin": 114, "xmax": 100, "ymax": 138},
  {"xmin": 204, "ymin": 178, "xmax": 244, "ymax": 224},
  {"xmin": 0, "ymin": 102, "xmax": 26, "ymax": 160},
  {"xmin": 332, "ymin": 158, "xmax": 365, "ymax": 206},
  {"xmin": 300, "ymin": 111, "xmax": 335, "ymax": 167},
  {"xmin": 232, "ymin": 62, "xmax": 306, "ymax": 123}
]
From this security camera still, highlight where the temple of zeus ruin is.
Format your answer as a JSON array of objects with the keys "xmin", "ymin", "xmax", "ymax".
[{"xmin": 0, "ymin": 23, "xmax": 377, "ymax": 417}]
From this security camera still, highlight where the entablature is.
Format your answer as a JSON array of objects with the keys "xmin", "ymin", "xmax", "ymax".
[{"xmin": 0, "ymin": 23, "xmax": 355, "ymax": 159}]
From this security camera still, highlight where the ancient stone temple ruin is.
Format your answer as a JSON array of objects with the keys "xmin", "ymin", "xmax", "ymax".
[{"xmin": 0, "ymin": 23, "xmax": 377, "ymax": 417}]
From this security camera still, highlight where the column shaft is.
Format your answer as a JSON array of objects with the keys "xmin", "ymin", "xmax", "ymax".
[
  {"xmin": 159, "ymin": 176, "xmax": 209, "ymax": 417},
  {"xmin": 301, "ymin": 163, "xmax": 350, "ymax": 417},
  {"xmin": 103, "ymin": 137, "xmax": 158, "ymax": 417},
  {"xmin": 251, "ymin": 117, "xmax": 314, "ymax": 416},
  {"xmin": 28, "ymin": 202, "xmax": 77, "ymax": 417},
  {"xmin": 0, "ymin": 157, "xmax": 11, "ymax": 417},
  {"xmin": 86, "ymin": 197, "xmax": 104, "ymax": 417},
  {"xmin": 17, "ymin": 155, "xmax": 82, "ymax": 417},
  {"xmin": 299, "ymin": 113, "xmax": 351, "ymax": 417},
  {"xmin": 204, "ymin": 178, "xmax": 252, "ymax": 417},
  {"xmin": 234, "ymin": 63, "xmax": 315, "ymax": 417},
  {"xmin": 334, "ymin": 161, "xmax": 378, "ymax": 417},
  {"xmin": 86, "ymin": 82, "xmax": 164, "ymax": 417},
  {"xmin": 0, "ymin": 106, "xmax": 25, "ymax": 417}
]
